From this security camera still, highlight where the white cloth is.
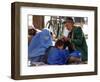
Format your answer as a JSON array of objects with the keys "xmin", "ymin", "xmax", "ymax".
[{"xmin": 63, "ymin": 27, "xmax": 70, "ymax": 37}]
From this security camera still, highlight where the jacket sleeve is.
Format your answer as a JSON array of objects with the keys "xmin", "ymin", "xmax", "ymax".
[{"xmin": 71, "ymin": 27, "xmax": 84, "ymax": 46}]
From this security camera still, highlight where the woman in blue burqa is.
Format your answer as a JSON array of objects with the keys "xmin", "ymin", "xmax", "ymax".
[{"xmin": 28, "ymin": 29, "xmax": 53, "ymax": 64}]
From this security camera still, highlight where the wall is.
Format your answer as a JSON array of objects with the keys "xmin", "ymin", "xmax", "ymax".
[{"xmin": 0, "ymin": 0, "xmax": 100, "ymax": 82}]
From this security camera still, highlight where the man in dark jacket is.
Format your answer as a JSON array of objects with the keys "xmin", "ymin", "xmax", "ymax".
[{"xmin": 63, "ymin": 17, "xmax": 87, "ymax": 62}]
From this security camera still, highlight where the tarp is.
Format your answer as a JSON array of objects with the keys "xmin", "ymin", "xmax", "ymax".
[{"xmin": 70, "ymin": 50, "xmax": 81, "ymax": 58}]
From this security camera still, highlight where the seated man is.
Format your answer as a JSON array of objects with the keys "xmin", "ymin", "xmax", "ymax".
[
  {"xmin": 46, "ymin": 39, "xmax": 82, "ymax": 65},
  {"xmin": 28, "ymin": 29, "xmax": 53, "ymax": 65}
]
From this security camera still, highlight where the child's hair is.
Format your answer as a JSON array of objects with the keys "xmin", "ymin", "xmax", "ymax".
[{"xmin": 55, "ymin": 39, "xmax": 64, "ymax": 48}]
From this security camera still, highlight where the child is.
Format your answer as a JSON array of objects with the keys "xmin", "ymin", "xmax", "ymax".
[
  {"xmin": 46, "ymin": 39, "xmax": 82, "ymax": 65},
  {"xmin": 46, "ymin": 39, "xmax": 69, "ymax": 65}
]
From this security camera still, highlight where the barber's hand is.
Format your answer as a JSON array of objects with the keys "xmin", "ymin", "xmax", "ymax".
[
  {"xmin": 66, "ymin": 37, "xmax": 71, "ymax": 41},
  {"xmin": 62, "ymin": 36, "xmax": 70, "ymax": 41}
]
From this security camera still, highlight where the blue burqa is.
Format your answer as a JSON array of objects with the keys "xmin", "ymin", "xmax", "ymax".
[
  {"xmin": 28, "ymin": 29, "xmax": 53, "ymax": 59},
  {"xmin": 47, "ymin": 47, "xmax": 69, "ymax": 65}
]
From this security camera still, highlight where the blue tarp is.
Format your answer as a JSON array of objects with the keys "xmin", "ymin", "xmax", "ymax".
[
  {"xmin": 28, "ymin": 29, "xmax": 53, "ymax": 59},
  {"xmin": 70, "ymin": 50, "xmax": 81, "ymax": 58}
]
